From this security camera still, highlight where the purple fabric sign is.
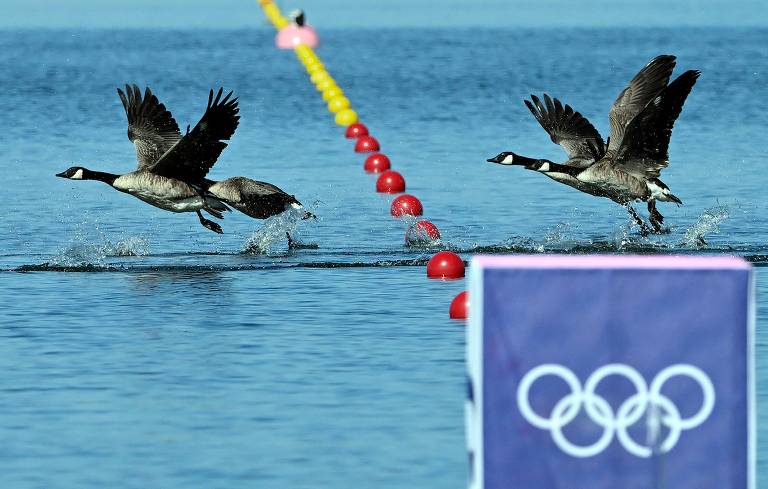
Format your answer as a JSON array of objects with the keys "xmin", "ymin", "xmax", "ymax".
[{"xmin": 466, "ymin": 255, "xmax": 754, "ymax": 489}]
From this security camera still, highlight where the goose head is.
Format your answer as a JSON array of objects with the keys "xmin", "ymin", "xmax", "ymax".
[
  {"xmin": 486, "ymin": 152, "xmax": 518, "ymax": 165},
  {"xmin": 56, "ymin": 166, "xmax": 88, "ymax": 180},
  {"xmin": 487, "ymin": 152, "xmax": 550, "ymax": 171}
]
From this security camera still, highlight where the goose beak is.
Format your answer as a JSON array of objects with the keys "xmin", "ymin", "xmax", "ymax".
[{"xmin": 55, "ymin": 171, "xmax": 67, "ymax": 178}]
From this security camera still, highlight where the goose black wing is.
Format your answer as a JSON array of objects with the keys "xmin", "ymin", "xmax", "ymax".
[
  {"xmin": 146, "ymin": 88, "xmax": 240, "ymax": 183},
  {"xmin": 525, "ymin": 94, "xmax": 606, "ymax": 167},
  {"xmin": 117, "ymin": 84, "xmax": 182, "ymax": 170},
  {"xmin": 613, "ymin": 70, "xmax": 700, "ymax": 177},
  {"xmin": 607, "ymin": 55, "xmax": 677, "ymax": 155}
]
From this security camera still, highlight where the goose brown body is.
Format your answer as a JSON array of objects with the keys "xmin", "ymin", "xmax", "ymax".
[
  {"xmin": 57, "ymin": 85, "xmax": 309, "ymax": 234},
  {"xmin": 488, "ymin": 55, "xmax": 699, "ymax": 234}
]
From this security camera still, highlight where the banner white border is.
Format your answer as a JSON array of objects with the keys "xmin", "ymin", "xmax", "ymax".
[
  {"xmin": 467, "ymin": 259, "xmax": 485, "ymax": 489},
  {"xmin": 748, "ymin": 271, "xmax": 756, "ymax": 489},
  {"xmin": 467, "ymin": 256, "xmax": 755, "ymax": 489}
]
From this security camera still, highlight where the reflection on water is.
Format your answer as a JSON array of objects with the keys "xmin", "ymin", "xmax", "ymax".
[{"xmin": 131, "ymin": 270, "xmax": 232, "ymax": 292}]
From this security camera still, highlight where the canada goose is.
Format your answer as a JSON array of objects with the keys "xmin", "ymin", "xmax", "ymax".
[
  {"xmin": 57, "ymin": 85, "xmax": 310, "ymax": 234},
  {"xmin": 487, "ymin": 55, "xmax": 699, "ymax": 234}
]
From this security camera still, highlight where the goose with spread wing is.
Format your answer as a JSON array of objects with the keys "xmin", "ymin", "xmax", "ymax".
[
  {"xmin": 57, "ymin": 85, "xmax": 309, "ymax": 234},
  {"xmin": 487, "ymin": 55, "xmax": 699, "ymax": 234}
]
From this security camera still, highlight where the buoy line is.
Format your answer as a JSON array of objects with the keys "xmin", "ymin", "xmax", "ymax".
[{"xmin": 257, "ymin": 0, "xmax": 468, "ymax": 320}]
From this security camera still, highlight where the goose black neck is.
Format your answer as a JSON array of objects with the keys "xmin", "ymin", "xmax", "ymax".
[
  {"xmin": 513, "ymin": 154, "xmax": 543, "ymax": 166},
  {"xmin": 516, "ymin": 156, "xmax": 581, "ymax": 176},
  {"xmin": 84, "ymin": 170, "xmax": 119, "ymax": 186},
  {"xmin": 540, "ymin": 162, "xmax": 581, "ymax": 176}
]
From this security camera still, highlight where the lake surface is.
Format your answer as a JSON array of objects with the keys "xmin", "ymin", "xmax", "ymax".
[{"xmin": 0, "ymin": 27, "xmax": 766, "ymax": 488}]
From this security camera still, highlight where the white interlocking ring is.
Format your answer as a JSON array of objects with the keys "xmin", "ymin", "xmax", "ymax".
[{"xmin": 516, "ymin": 363, "xmax": 715, "ymax": 458}]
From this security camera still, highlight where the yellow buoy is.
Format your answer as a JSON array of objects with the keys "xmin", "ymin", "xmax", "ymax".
[
  {"xmin": 327, "ymin": 96, "xmax": 351, "ymax": 113},
  {"xmin": 294, "ymin": 44, "xmax": 312, "ymax": 56},
  {"xmin": 304, "ymin": 61, "xmax": 327, "ymax": 71},
  {"xmin": 306, "ymin": 62, "xmax": 325, "ymax": 74},
  {"xmin": 322, "ymin": 86, "xmax": 343, "ymax": 101},
  {"xmin": 263, "ymin": 4, "xmax": 285, "ymax": 26},
  {"xmin": 315, "ymin": 79, "xmax": 336, "ymax": 92},
  {"xmin": 262, "ymin": 3, "xmax": 277, "ymax": 13},
  {"xmin": 310, "ymin": 70, "xmax": 331, "ymax": 85},
  {"xmin": 335, "ymin": 108, "xmax": 358, "ymax": 126},
  {"xmin": 274, "ymin": 16, "xmax": 289, "ymax": 29},
  {"xmin": 298, "ymin": 52, "xmax": 317, "ymax": 64}
]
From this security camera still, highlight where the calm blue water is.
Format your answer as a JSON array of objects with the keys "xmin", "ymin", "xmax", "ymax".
[{"xmin": 0, "ymin": 27, "xmax": 766, "ymax": 488}]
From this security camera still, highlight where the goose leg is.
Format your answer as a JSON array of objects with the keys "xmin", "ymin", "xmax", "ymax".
[
  {"xmin": 286, "ymin": 232, "xmax": 296, "ymax": 250},
  {"xmin": 197, "ymin": 210, "xmax": 223, "ymax": 234},
  {"xmin": 626, "ymin": 205, "xmax": 651, "ymax": 236},
  {"xmin": 647, "ymin": 200, "xmax": 664, "ymax": 233}
]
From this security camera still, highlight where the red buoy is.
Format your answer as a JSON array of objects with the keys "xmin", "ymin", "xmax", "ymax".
[
  {"xmin": 345, "ymin": 123, "xmax": 369, "ymax": 139},
  {"xmin": 427, "ymin": 251, "xmax": 465, "ymax": 280},
  {"xmin": 449, "ymin": 291, "xmax": 469, "ymax": 320},
  {"xmin": 406, "ymin": 220, "xmax": 440, "ymax": 244},
  {"xmin": 376, "ymin": 170, "xmax": 405, "ymax": 194},
  {"xmin": 355, "ymin": 136, "xmax": 380, "ymax": 153},
  {"xmin": 391, "ymin": 194, "xmax": 423, "ymax": 217},
  {"xmin": 364, "ymin": 153, "xmax": 391, "ymax": 173}
]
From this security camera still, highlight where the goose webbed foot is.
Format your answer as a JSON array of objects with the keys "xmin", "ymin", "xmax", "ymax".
[
  {"xmin": 647, "ymin": 201, "xmax": 665, "ymax": 234},
  {"xmin": 204, "ymin": 208, "xmax": 225, "ymax": 219},
  {"xmin": 197, "ymin": 210, "xmax": 223, "ymax": 234},
  {"xmin": 626, "ymin": 205, "xmax": 652, "ymax": 236}
]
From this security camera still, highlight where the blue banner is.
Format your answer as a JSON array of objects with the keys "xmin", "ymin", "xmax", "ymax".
[{"xmin": 467, "ymin": 256, "xmax": 754, "ymax": 489}]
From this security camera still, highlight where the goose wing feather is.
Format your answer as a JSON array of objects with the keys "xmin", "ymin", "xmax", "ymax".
[
  {"xmin": 117, "ymin": 84, "xmax": 182, "ymax": 170},
  {"xmin": 612, "ymin": 70, "xmax": 700, "ymax": 178},
  {"xmin": 607, "ymin": 55, "xmax": 677, "ymax": 155},
  {"xmin": 525, "ymin": 94, "xmax": 605, "ymax": 167},
  {"xmin": 147, "ymin": 88, "xmax": 240, "ymax": 183}
]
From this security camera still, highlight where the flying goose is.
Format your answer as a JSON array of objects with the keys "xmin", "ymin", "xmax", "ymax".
[
  {"xmin": 57, "ymin": 85, "xmax": 309, "ymax": 234},
  {"xmin": 487, "ymin": 55, "xmax": 699, "ymax": 234}
]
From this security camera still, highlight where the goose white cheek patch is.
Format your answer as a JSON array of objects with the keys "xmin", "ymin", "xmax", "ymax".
[
  {"xmin": 501, "ymin": 155, "xmax": 515, "ymax": 164},
  {"xmin": 71, "ymin": 169, "xmax": 84, "ymax": 180}
]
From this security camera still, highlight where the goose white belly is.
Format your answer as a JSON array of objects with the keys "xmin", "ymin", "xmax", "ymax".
[
  {"xmin": 113, "ymin": 171, "xmax": 204, "ymax": 213},
  {"xmin": 577, "ymin": 164, "xmax": 650, "ymax": 202},
  {"xmin": 130, "ymin": 191, "xmax": 206, "ymax": 212}
]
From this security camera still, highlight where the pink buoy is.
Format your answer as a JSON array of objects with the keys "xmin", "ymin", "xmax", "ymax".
[
  {"xmin": 449, "ymin": 291, "xmax": 469, "ymax": 320},
  {"xmin": 275, "ymin": 25, "xmax": 319, "ymax": 49},
  {"xmin": 406, "ymin": 221, "xmax": 440, "ymax": 244},
  {"xmin": 390, "ymin": 194, "xmax": 423, "ymax": 217},
  {"xmin": 364, "ymin": 153, "xmax": 391, "ymax": 173},
  {"xmin": 427, "ymin": 251, "xmax": 465, "ymax": 280}
]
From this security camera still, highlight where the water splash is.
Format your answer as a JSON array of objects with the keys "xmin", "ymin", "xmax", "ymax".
[
  {"xmin": 108, "ymin": 236, "xmax": 150, "ymax": 256},
  {"xmin": 51, "ymin": 217, "xmax": 149, "ymax": 267},
  {"xmin": 488, "ymin": 221, "xmax": 580, "ymax": 254},
  {"xmin": 544, "ymin": 221, "xmax": 573, "ymax": 244},
  {"xmin": 682, "ymin": 205, "xmax": 729, "ymax": 248},
  {"xmin": 242, "ymin": 207, "xmax": 312, "ymax": 255}
]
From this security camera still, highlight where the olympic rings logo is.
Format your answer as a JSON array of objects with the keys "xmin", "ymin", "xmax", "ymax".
[{"xmin": 517, "ymin": 364, "xmax": 715, "ymax": 458}]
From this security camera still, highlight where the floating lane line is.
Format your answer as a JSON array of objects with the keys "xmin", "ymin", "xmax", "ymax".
[{"xmin": 256, "ymin": 0, "xmax": 468, "ymax": 320}]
